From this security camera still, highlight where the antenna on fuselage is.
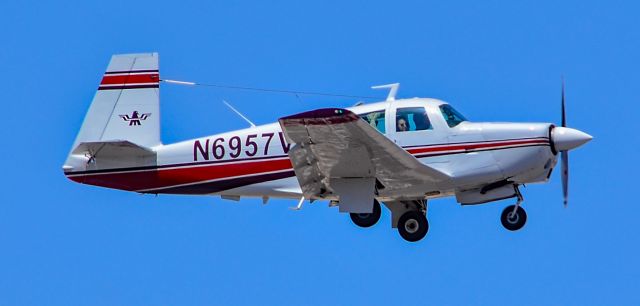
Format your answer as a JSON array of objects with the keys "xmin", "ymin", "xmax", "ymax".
[
  {"xmin": 222, "ymin": 100, "xmax": 256, "ymax": 128},
  {"xmin": 371, "ymin": 83, "xmax": 400, "ymax": 101}
]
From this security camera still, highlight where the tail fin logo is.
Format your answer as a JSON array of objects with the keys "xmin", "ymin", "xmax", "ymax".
[{"xmin": 119, "ymin": 111, "xmax": 151, "ymax": 126}]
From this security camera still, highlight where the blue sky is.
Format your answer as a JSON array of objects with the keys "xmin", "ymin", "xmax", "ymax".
[{"xmin": 1, "ymin": 0, "xmax": 638, "ymax": 305}]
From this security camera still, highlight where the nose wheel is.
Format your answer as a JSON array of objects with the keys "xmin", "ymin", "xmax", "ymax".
[
  {"xmin": 397, "ymin": 211, "xmax": 429, "ymax": 242},
  {"xmin": 500, "ymin": 187, "xmax": 527, "ymax": 231},
  {"xmin": 501, "ymin": 205, "xmax": 527, "ymax": 231}
]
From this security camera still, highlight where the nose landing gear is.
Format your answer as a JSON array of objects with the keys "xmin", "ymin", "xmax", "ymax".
[
  {"xmin": 501, "ymin": 205, "xmax": 527, "ymax": 231},
  {"xmin": 500, "ymin": 187, "xmax": 527, "ymax": 231}
]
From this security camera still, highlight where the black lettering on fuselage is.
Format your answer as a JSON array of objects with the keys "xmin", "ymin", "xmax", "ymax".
[
  {"xmin": 193, "ymin": 131, "xmax": 291, "ymax": 162},
  {"xmin": 193, "ymin": 139, "xmax": 210, "ymax": 161},
  {"xmin": 278, "ymin": 132, "xmax": 291, "ymax": 154}
]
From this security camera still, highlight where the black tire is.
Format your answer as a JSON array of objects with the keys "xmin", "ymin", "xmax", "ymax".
[
  {"xmin": 397, "ymin": 211, "xmax": 429, "ymax": 242},
  {"xmin": 350, "ymin": 200, "xmax": 382, "ymax": 228},
  {"xmin": 501, "ymin": 205, "xmax": 527, "ymax": 231}
]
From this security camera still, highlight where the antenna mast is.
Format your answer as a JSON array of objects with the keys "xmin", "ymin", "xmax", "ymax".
[
  {"xmin": 222, "ymin": 100, "xmax": 256, "ymax": 127},
  {"xmin": 371, "ymin": 83, "xmax": 400, "ymax": 101}
]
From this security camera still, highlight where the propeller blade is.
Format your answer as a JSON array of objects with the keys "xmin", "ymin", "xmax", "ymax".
[
  {"xmin": 561, "ymin": 77, "xmax": 566, "ymax": 127},
  {"xmin": 561, "ymin": 150, "xmax": 569, "ymax": 206},
  {"xmin": 560, "ymin": 77, "xmax": 568, "ymax": 206}
]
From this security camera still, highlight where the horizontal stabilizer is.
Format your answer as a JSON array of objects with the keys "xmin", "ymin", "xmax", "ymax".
[
  {"xmin": 72, "ymin": 140, "xmax": 154, "ymax": 157},
  {"xmin": 66, "ymin": 140, "xmax": 156, "ymax": 173}
]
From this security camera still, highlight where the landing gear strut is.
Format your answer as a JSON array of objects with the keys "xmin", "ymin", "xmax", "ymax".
[
  {"xmin": 350, "ymin": 199, "xmax": 382, "ymax": 228},
  {"xmin": 501, "ymin": 187, "xmax": 527, "ymax": 231}
]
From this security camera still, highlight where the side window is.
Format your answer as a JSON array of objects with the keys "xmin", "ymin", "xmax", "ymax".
[
  {"xmin": 439, "ymin": 104, "xmax": 467, "ymax": 127},
  {"xmin": 395, "ymin": 107, "xmax": 432, "ymax": 132},
  {"xmin": 359, "ymin": 110, "xmax": 386, "ymax": 134}
]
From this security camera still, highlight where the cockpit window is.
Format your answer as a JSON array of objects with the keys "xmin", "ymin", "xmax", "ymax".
[
  {"xmin": 439, "ymin": 104, "xmax": 467, "ymax": 127},
  {"xmin": 396, "ymin": 107, "xmax": 432, "ymax": 132},
  {"xmin": 359, "ymin": 110, "xmax": 386, "ymax": 134}
]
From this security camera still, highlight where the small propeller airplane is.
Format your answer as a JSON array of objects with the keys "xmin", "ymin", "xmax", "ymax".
[{"xmin": 64, "ymin": 53, "xmax": 592, "ymax": 242}]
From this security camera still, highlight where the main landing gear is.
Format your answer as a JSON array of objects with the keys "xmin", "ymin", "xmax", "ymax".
[
  {"xmin": 382, "ymin": 200, "xmax": 429, "ymax": 242},
  {"xmin": 348, "ymin": 199, "xmax": 429, "ymax": 242},
  {"xmin": 500, "ymin": 187, "xmax": 527, "ymax": 231},
  {"xmin": 349, "ymin": 199, "xmax": 382, "ymax": 228},
  {"xmin": 397, "ymin": 210, "xmax": 429, "ymax": 242}
]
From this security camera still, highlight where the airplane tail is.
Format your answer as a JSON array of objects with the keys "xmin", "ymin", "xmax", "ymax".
[{"xmin": 64, "ymin": 53, "xmax": 161, "ymax": 173}]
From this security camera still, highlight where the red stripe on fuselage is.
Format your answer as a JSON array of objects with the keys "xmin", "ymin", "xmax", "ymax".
[
  {"xmin": 100, "ymin": 73, "xmax": 159, "ymax": 85},
  {"xmin": 406, "ymin": 139, "xmax": 548, "ymax": 155},
  {"xmin": 68, "ymin": 158, "xmax": 293, "ymax": 192}
]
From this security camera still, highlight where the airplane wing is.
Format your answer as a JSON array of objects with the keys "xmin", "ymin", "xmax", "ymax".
[{"xmin": 278, "ymin": 108, "xmax": 450, "ymax": 213}]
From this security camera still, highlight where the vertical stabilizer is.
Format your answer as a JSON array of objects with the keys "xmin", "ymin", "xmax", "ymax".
[
  {"xmin": 71, "ymin": 53, "xmax": 161, "ymax": 150},
  {"xmin": 64, "ymin": 53, "xmax": 161, "ymax": 172}
]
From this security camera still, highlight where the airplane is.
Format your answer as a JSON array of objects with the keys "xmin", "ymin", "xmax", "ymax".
[{"xmin": 63, "ymin": 53, "xmax": 592, "ymax": 242}]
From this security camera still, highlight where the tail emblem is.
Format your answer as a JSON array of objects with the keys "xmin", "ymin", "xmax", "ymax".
[{"xmin": 119, "ymin": 111, "xmax": 151, "ymax": 126}]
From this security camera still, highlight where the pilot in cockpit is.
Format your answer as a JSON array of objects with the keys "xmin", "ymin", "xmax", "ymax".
[{"xmin": 396, "ymin": 115, "xmax": 409, "ymax": 132}]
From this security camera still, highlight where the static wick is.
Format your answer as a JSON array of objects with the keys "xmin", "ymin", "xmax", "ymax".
[{"xmin": 162, "ymin": 79, "xmax": 196, "ymax": 86}]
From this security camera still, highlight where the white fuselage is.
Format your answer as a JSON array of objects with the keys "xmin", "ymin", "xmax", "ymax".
[{"xmin": 66, "ymin": 98, "xmax": 557, "ymax": 204}]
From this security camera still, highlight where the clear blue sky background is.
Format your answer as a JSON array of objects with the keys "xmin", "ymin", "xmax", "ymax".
[{"xmin": 0, "ymin": 1, "xmax": 638, "ymax": 305}]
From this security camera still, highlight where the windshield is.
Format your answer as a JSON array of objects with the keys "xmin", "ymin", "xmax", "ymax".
[{"xmin": 439, "ymin": 104, "xmax": 468, "ymax": 127}]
